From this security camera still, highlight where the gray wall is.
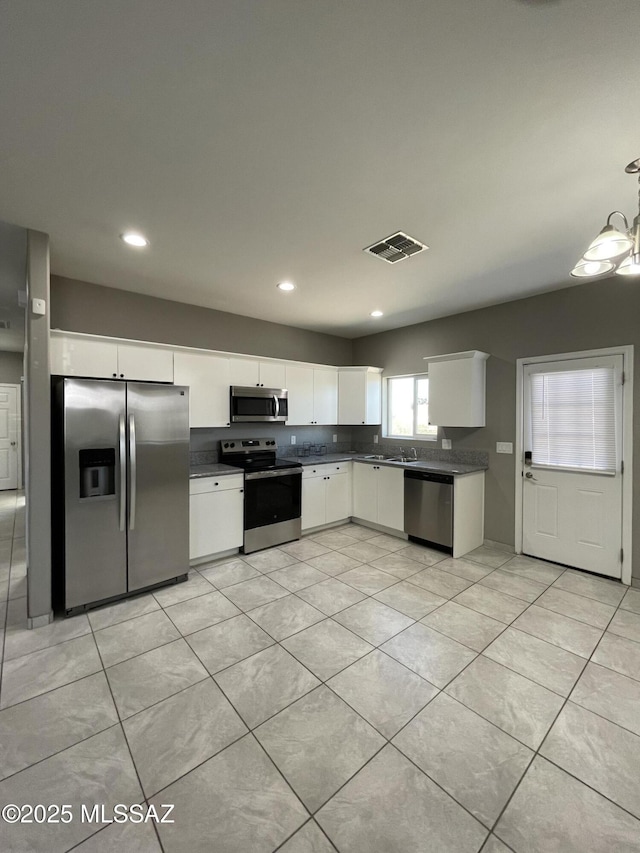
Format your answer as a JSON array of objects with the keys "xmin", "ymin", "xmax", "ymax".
[
  {"xmin": 25, "ymin": 230, "xmax": 51, "ymax": 623},
  {"xmin": 51, "ymin": 276, "xmax": 353, "ymax": 366},
  {"xmin": 191, "ymin": 424, "xmax": 353, "ymax": 461},
  {"xmin": 353, "ymin": 277, "xmax": 640, "ymax": 582},
  {"xmin": 0, "ymin": 351, "xmax": 23, "ymax": 385}
]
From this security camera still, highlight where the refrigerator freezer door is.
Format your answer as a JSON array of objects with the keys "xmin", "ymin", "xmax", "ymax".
[
  {"xmin": 63, "ymin": 379, "xmax": 127, "ymax": 609},
  {"xmin": 126, "ymin": 384, "xmax": 190, "ymax": 591}
]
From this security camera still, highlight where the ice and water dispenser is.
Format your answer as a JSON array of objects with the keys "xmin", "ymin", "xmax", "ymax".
[{"xmin": 79, "ymin": 449, "xmax": 116, "ymax": 499}]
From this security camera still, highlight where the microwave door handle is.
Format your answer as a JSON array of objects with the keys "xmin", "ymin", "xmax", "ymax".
[
  {"xmin": 273, "ymin": 395, "xmax": 279, "ymax": 418},
  {"xmin": 128, "ymin": 414, "xmax": 137, "ymax": 530},
  {"xmin": 118, "ymin": 415, "xmax": 126, "ymax": 531}
]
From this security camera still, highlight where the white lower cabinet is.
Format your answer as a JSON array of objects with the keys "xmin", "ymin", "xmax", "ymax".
[
  {"xmin": 301, "ymin": 462, "xmax": 352, "ymax": 531},
  {"xmin": 353, "ymin": 462, "xmax": 404, "ymax": 532},
  {"xmin": 189, "ymin": 475, "xmax": 244, "ymax": 561}
]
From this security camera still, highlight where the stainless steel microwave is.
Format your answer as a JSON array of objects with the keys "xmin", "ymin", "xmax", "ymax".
[{"xmin": 230, "ymin": 386, "xmax": 289, "ymax": 423}]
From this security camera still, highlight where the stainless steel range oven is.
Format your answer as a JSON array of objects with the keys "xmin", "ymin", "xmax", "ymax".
[{"xmin": 220, "ymin": 438, "xmax": 302, "ymax": 554}]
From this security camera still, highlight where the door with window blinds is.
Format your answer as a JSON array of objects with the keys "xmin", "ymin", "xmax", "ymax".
[{"xmin": 522, "ymin": 355, "xmax": 623, "ymax": 578}]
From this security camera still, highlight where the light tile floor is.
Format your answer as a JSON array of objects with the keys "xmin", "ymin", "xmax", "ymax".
[{"xmin": 2, "ymin": 495, "xmax": 640, "ymax": 851}]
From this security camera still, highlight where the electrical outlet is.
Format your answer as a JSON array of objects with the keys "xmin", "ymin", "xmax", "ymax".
[
  {"xmin": 496, "ymin": 442, "xmax": 513, "ymax": 454},
  {"xmin": 442, "ymin": 439, "xmax": 452, "ymax": 450},
  {"xmin": 373, "ymin": 435, "xmax": 379, "ymax": 444},
  {"xmin": 290, "ymin": 435, "xmax": 296, "ymax": 445},
  {"xmin": 332, "ymin": 434, "xmax": 338, "ymax": 443}
]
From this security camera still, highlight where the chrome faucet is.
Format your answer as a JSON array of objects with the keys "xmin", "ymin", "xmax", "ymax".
[
  {"xmin": 399, "ymin": 447, "xmax": 405, "ymax": 459},
  {"xmin": 410, "ymin": 447, "xmax": 418, "ymax": 460}
]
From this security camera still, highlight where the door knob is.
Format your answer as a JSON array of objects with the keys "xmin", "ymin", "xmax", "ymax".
[{"xmin": 525, "ymin": 472, "xmax": 537, "ymax": 480}]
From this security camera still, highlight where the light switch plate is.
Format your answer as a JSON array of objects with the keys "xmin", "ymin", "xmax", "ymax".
[
  {"xmin": 373, "ymin": 435, "xmax": 379, "ymax": 444},
  {"xmin": 332, "ymin": 434, "xmax": 337, "ymax": 443},
  {"xmin": 290, "ymin": 435, "xmax": 296, "ymax": 445},
  {"xmin": 442, "ymin": 439, "xmax": 452, "ymax": 450},
  {"xmin": 496, "ymin": 442, "xmax": 513, "ymax": 454},
  {"xmin": 32, "ymin": 297, "xmax": 46, "ymax": 315}
]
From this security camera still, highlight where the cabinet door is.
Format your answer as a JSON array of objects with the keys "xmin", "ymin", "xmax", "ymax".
[
  {"xmin": 190, "ymin": 489, "xmax": 243, "ymax": 559},
  {"xmin": 427, "ymin": 358, "xmax": 486, "ymax": 427},
  {"xmin": 302, "ymin": 476, "xmax": 326, "ymax": 530},
  {"xmin": 117, "ymin": 344, "xmax": 174, "ymax": 382},
  {"xmin": 338, "ymin": 371, "xmax": 365, "ymax": 425},
  {"xmin": 365, "ymin": 371, "xmax": 382, "ymax": 424},
  {"xmin": 325, "ymin": 472, "xmax": 351, "ymax": 524},
  {"xmin": 313, "ymin": 369, "xmax": 338, "ymax": 425},
  {"xmin": 285, "ymin": 365, "xmax": 315, "ymax": 425},
  {"xmin": 377, "ymin": 466, "xmax": 405, "ymax": 532},
  {"xmin": 174, "ymin": 352, "xmax": 230, "ymax": 428},
  {"xmin": 260, "ymin": 362, "xmax": 286, "ymax": 389},
  {"xmin": 228, "ymin": 357, "xmax": 260, "ymax": 387},
  {"xmin": 353, "ymin": 463, "xmax": 378, "ymax": 522},
  {"xmin": 51, "ymin": 335, "xmax": 118, "ymax": 378}
]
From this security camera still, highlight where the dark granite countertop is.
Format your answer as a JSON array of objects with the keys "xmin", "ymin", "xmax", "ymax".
[
  {"xmin": 284, "ymin": 453, "xmax": 486, "ymax": 476},
  {"xmin": 189, "ymin": 463, "xmax": 244, "ymax": 479}
]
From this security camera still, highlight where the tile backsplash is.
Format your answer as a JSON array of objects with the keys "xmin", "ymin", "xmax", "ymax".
[{"xmin": 190, "ymin": 424, "xmax": 488, "ymax": 468}]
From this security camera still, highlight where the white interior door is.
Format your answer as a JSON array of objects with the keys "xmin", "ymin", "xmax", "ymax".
[
  {"xmin": 522, "ymin": 355, "xmax": 623, "ymax": 578},
  {"xmin": 0, "ymin": 385, "xmax": 19, "ymax": 490}
]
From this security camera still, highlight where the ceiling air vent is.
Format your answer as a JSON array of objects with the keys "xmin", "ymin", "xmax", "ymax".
[{"xmin": 364, "ymin": 231, "xmax": 428, "ymax": 264}]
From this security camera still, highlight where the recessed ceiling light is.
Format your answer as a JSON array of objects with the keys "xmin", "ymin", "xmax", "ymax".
[
  {"xmin": 121, "ymin": 232, "xmax": 149, "ymax": 248},
  {"xmin": 277, "ymin": 281, "xmax": 295, "ymax": 291},
  {"xmin": 370, "ymin": 310, "xmax": 384, "ymax": 317}
]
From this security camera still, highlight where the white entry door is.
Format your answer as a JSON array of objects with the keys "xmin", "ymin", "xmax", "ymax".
[
  {"xmin": 0, "ymin": 385, "xmax": 19, "ymax": 490},
  {"xmin": 522, "ymin": 355, "xmax": 623, "ymax": 579}
]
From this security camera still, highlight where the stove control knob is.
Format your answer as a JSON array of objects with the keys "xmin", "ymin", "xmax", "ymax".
[
  {"xmin": 223, "ymin": 443, "xmax": 229, "ymax": 448},
  {"xmin": 230, "ymin": 442, "xmax": 235, "ymax": 448}
]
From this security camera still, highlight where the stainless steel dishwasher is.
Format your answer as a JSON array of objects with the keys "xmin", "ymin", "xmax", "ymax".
[{"xmin": 404, "ymin": 470, "xmax": 453, "ymax": 551}]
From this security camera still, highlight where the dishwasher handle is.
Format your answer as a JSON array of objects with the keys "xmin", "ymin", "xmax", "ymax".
[{"xmin": 403, "ymin": 470, "xmax": 454, "ymax": 486}]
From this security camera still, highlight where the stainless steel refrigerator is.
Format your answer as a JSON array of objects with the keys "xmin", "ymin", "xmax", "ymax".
[{"xmin": 53, "ymin": 378, "xmax": 190, "ymax": 614}]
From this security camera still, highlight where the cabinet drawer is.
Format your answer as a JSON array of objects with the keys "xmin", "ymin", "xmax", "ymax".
[
  {"xmin": 302, "ymin": 465, "xmax": 327, "ymax": 480},
  {"xmin": 302, "ymin": 461, "xmax": 351, "ymax": 480},
  {"xmin": 189, "ymin": 474, "xmax": 244, "ymax": 495}
]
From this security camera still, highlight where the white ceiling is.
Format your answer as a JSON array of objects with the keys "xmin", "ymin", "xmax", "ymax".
[{"xmin": 1, "ymin": 0, "xmax": 639, "ymax": 339}]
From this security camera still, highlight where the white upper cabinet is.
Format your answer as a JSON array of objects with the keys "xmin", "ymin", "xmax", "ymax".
[
  {"xmin": 425, "ymin": 351, "xmax": 489, "ymax": 427},
  {"xmin": 229, "ymin": 357, "xmax": 287, "ymax": 389},
  {"xmin": 50, "ymin": 335, "xmax": 173, "ymax": 382},
  {"xmin": 286, "ymin": 365, "xmax": 337, "ymax": 425},
  {"xmin": 338, "ymin": 367, "xmax": 382, "ymax": 425},
  {"xmin": 312, "ymin": 368, "xmax": 338, "ymax": 425},
  {"xmin": 51, "ymin": 335, "xmax": 118, "ymax": 378},
  {"xmin": 259, "ymin": 361, "xmax": 286, "ymax": 389},
  {"xmin": 285, "ymin": 365, "xmax": 315, "ymax": 424},
  {"xmin": 228, "ymin": 357, "xmax": 260, "ymax": 387},
  {"xmin": 174, "ymin": 352, "xmax": 230, "ymax": 428},
  {"xmin": 117, "ymin": 344, "xmax": 174, "ymax": 382}
]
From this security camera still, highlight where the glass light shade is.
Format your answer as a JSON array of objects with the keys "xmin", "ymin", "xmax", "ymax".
[
  {"xmin": 615, "ymin": 255, "xmax": 640, "ymax": 276},
  {"xmin": 583, "ymin": 225, "xmax": 633, "ymax": 262},
  {"xmin": 571, "ymin": 258, "xmax": 616, "ymax": 278},
  {"xmin": 121, "ymin": 232, "xmax": 149, "ymax": 247}
]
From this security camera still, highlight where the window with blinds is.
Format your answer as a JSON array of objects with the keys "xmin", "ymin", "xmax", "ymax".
[{"xmin": 529, "ymin": 367, "xmax": 617, "ymax": 473}]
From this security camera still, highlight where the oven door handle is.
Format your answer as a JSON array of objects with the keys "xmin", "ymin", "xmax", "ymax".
[
  {"xmin": 245, "ymin": 468, "xmax": 302, "ymax": 481},
  {"xmin": 273, "ymin": 394, "xmax": 279, "ymax": 419}
]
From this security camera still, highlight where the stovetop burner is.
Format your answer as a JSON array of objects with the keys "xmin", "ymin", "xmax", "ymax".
[{"xmin": 220, "ymin": 437, "xmax": 302, "ymax": 472}]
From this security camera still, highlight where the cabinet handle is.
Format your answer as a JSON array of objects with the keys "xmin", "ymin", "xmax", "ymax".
[
  {"xmin": 215, "ymin": 482, "xmax": 219, "ymax": 486},
  {"xmin": 112, "ymin": 373, "xmax": 117, "ymax": 378},
  {"xmin": 362, "ymin": 421, "xmax": 365, "ymax": 424},
  {"xmin": 240, "ymin": 489, "xmax": 244, "ymax": 493},
  {"xmin": 120, "ymin": 373, "xmax": 124, "ymax": 378}
]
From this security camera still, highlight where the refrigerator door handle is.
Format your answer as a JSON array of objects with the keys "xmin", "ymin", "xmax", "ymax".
[
  {"xmin": 118, "ymin": 414, "xmax": 126, "ymax": 531},
  {"xmin": 128, "ymin": 413, "xmax": 137, "ymax": 530}
]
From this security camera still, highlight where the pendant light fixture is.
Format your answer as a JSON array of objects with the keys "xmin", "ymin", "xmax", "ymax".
[{"xmin": 571, "ymin": 157, "xmax": 640, "ymax": 278}]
